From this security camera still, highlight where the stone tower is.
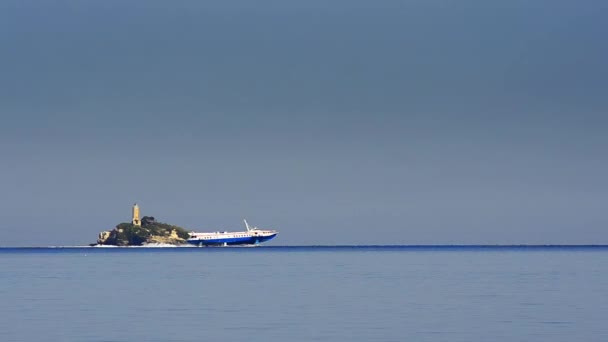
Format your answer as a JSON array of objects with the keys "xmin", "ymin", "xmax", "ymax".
[{"xmin": 132, "ymin": 203, "xmax": 141, "ymax": 226}]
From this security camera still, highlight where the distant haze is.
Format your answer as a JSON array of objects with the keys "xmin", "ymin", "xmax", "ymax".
[{"xmin": 1, "ymin": 0, "xmax": 607, "ymax": 246}]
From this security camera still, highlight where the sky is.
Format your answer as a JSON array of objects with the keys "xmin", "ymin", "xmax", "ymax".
[{"xmin": 1, "ymin": 0, "xmax": 607, "ymax": 246}]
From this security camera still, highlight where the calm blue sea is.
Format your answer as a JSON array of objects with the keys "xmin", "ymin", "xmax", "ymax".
[{"xmin": 1, "ymin": 246, "xmax": 607, "ymax": 342}]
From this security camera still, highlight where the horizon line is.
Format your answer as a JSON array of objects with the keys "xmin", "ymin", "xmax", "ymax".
[{"xmin": 1, "ymin": 244, "xmax": 608, "ymax": 249}]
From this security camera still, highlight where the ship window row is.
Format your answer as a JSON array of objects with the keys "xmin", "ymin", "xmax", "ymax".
[{"xmin": 195, "ymin": 235, "xmax": 250, "ymax": 239}]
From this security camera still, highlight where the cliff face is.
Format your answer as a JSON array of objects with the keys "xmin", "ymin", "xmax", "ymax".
[{"xmin": 96, "ymin": 217, "xmax": 190, "ymax": 246}]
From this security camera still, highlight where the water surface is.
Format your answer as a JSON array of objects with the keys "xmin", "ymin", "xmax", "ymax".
[{"xmin": 1, "ymin": 246, "xmax": 606, "ymax": 341}]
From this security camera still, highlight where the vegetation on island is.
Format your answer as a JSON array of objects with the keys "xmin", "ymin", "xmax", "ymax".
[{"xmin": 96, "ymin": 216, "xmax": 191, "ymax": 246}]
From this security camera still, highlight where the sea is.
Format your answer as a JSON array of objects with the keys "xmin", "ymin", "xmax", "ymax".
[{"xmin": 1, "ymin": 246, "xmax": 607, "ymax": 342}]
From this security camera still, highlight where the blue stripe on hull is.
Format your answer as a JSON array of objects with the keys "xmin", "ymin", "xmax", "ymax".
[{"xmin": 187, "ymin": 234, "xmax": 277, "ymax": 246}]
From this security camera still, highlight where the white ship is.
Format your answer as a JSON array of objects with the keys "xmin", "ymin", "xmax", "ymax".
[{"xmin": 187, "ymin": 220, "xmax": 278, "ymax": 247}]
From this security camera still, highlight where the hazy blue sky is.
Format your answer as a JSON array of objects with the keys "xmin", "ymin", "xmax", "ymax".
[{"xmin": 1, "ymin": 0, "xmax": 607, "ymax": 246}]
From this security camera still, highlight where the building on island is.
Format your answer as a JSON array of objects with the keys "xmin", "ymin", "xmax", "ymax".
[{"xmin": 132, "ymin": 203, "xmax": 141, "ymax": 226}]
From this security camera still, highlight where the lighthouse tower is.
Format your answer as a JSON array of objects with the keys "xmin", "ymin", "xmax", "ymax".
[{"xmin": 132, "ymin": 203, "xmax": 141, "ymax": 226}]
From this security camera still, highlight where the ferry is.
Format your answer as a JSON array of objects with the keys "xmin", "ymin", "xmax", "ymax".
[{"xmin": 187, "ymin": 220, "xmax": 278, "ymax": 247}]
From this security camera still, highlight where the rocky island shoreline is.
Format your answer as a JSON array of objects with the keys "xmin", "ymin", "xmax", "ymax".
[{"xmin": 93, "ymin": 204, "xmax": 190, "ymax": 246}]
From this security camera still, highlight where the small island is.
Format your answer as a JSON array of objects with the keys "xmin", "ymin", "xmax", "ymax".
[{"xmin": 95, "ymin": 204, "xmax": 190, "ymax": 246}]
